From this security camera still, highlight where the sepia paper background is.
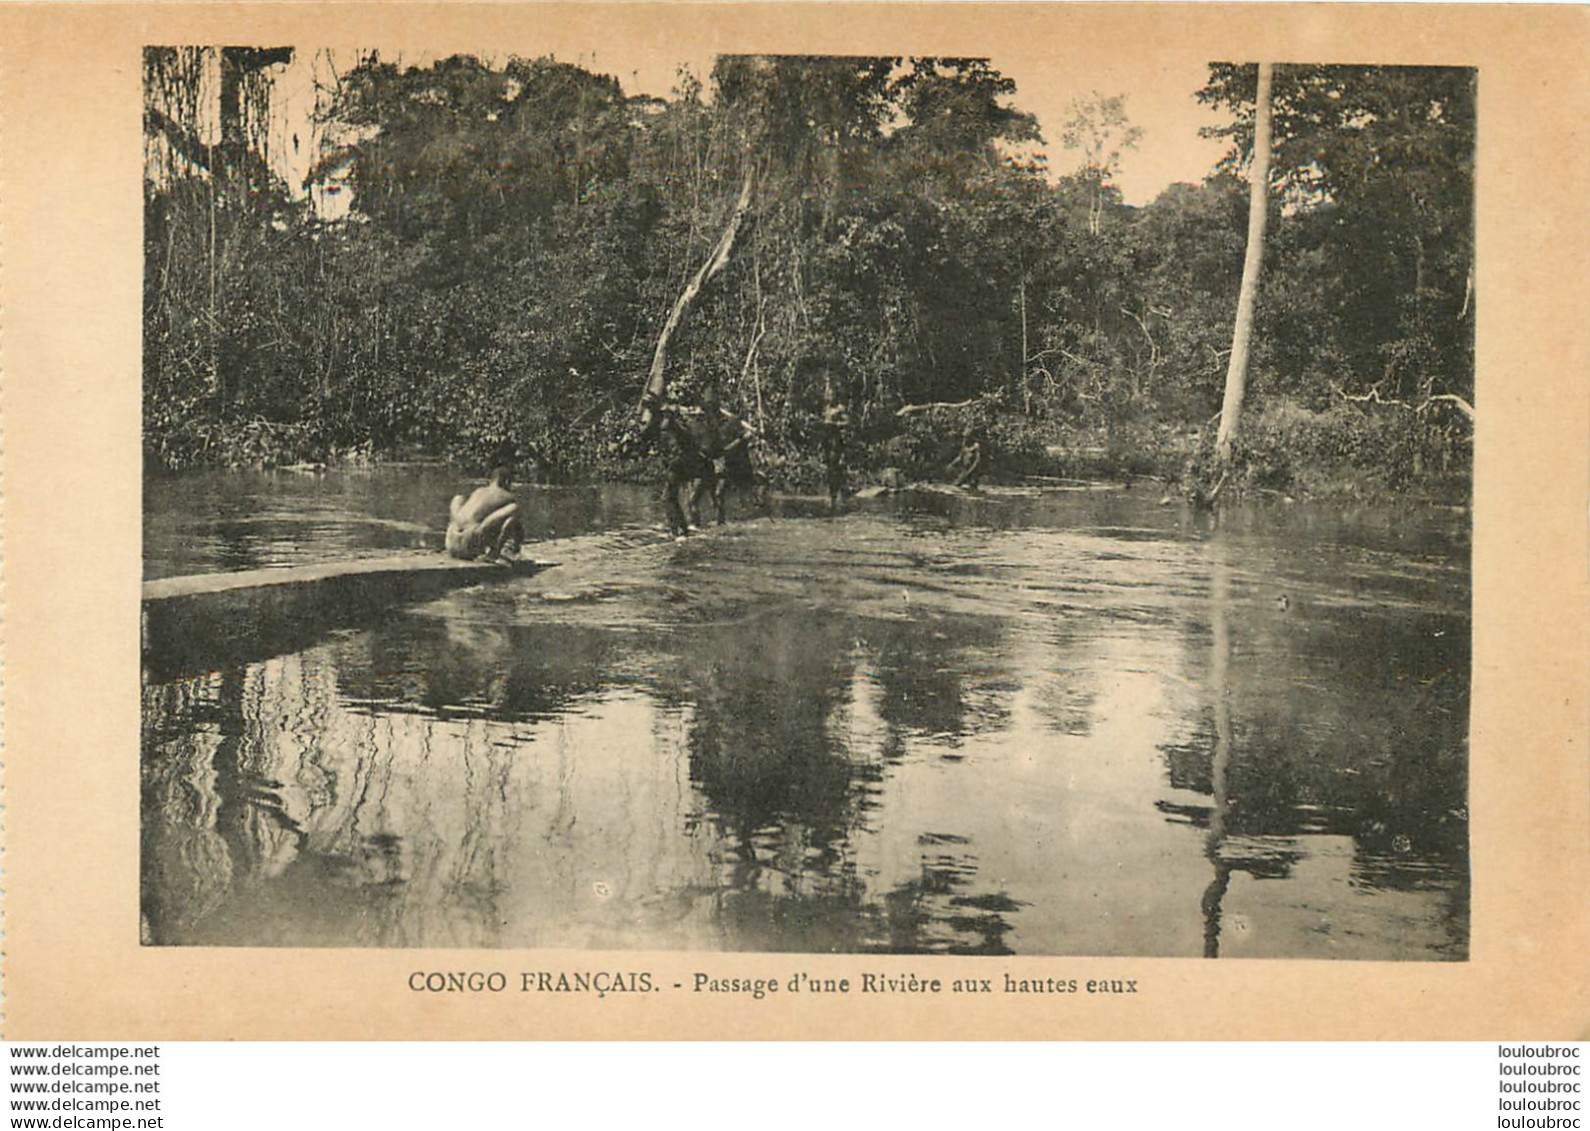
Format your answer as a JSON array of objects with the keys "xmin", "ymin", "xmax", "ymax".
[{"xmin": 1, "ymin": 2, "xmax": 1587, "ymax": 1040}]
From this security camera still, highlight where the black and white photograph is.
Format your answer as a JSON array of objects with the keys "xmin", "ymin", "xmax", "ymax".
[{"xmin": 139, "ymin": 46, "xmax": 1474, "ymax": 961}]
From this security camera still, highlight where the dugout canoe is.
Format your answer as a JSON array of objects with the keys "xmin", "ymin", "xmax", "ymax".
[{"xmin": 142, "ymin": 552, "xmax": 554, "ymax": 680}]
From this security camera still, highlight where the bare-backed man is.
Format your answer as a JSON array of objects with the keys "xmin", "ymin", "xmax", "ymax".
[{"xmin": 446, "ymin": 466, "xmax": 524, "ymax": 561}]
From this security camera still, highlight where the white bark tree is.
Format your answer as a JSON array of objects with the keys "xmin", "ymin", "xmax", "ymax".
[
  {"xmin": 1214, "ymin": 63, "xmax": 1274, "ymax": 464},
  {"xmin": 639, "ymin": 164, "xmax": 757, "ymax": 419}
]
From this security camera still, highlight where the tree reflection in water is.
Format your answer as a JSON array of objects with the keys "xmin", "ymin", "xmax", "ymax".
[
  {"xmin": 1202, "ymin": 550, "xmax": 1235, "ymax": 958},
  {"xmin": 668, "ymin": 611, "xmax": 1022, "ymax": 953},
  {"xmin": 142, "ymin": 499, "xmax": 1469, "ymax": 957},
  {"xmin": 1160, "ymin": 528, "xmax": 1468, "ymax": 960}
]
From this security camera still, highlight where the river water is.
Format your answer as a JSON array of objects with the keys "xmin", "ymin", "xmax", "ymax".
[{"xmin": 141, "ymin": 468, "xmax": 1470, "ymax": 958}]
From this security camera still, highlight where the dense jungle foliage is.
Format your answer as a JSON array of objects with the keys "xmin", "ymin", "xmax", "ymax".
[{"xmin": 144, "ymin": 50, "xmax": 1474, "ymax": 499}]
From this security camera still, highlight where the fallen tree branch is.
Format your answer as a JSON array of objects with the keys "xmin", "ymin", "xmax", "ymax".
[
  {"xmin": 895, "ymin": 397, "xmax": 981, "ymax": 418},
  {"xmin": 1335, "ymin": 385, "xmax": 1408, "ymax": 409},
  {"xmin": 1333, "ymin": 384, "xmax": 1475, "ymax": 422}
]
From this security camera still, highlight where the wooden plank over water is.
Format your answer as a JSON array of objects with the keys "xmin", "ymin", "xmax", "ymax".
[
  {"xmin": 142, "ymin": 552, "xmax": 556, "ymax": 680},
  {"xmin": 143, "ymin": 552, "xmax": 546, "ymax": 602}
]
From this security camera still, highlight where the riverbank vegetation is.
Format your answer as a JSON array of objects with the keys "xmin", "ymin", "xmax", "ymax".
[{"xmin": 144, "ymin": 51, "xmax": 1473, "ymax": 502}]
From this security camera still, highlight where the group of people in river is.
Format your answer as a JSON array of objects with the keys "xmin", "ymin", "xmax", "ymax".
[
  {"xmin": 443, "ymin": 385, "xmax": 986, "ymax": 560},
  {"xmin": 639, "ymin": 384, "xmax": 766, "ymax": 539}
]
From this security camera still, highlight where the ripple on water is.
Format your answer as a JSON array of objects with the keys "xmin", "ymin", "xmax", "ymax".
[{"xmin": 141, "ymin": 478, "xmax": 1469, "ymax": 958}]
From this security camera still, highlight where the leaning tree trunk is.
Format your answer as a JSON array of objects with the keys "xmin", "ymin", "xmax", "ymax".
[
  {"xmin": 1214, "ymin": 62, "xmax": 1274, "ymax": 464},
  {"xmin": 639, "ymin": 164, "xmax": 757, "ymax": 419}
]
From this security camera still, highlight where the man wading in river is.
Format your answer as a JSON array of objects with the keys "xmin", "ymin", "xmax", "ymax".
[
  {"xmin": 698, "ymin": 386, "xmax": 761, "ymax": 523},
  {"xmin": 637, "ymin": 392, "xmax": 711, "ymax": 539},
  {"xmin": 947, "ymin": 425, "xmax": 984, "ymax": 489},
  {"xmin": 819, "ymin": 389, "xmax": 850, "ymax": 512},
  {"xmin": 446, "ymin": 466, "xmax": 525, "ymax": 562}
]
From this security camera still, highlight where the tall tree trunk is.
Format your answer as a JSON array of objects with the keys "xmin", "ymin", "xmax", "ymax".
[
  {"xmin": 1019, "ymin": 271, "xmax": 1030, "ymax": 415},
  {"xmin": 218, "ymin": 47, "xmax": 293, "ymax": 208},
  {"xmin": 1215, "ymin": 62, "xmax": 1274, "ymax": 463},
  {"xmin": 639, "ymin": 164, "xmax": 756, "ymax": 414},
  {"xmin": 208, "ymin": 159, "xmax": 220, "ymax": 404}
]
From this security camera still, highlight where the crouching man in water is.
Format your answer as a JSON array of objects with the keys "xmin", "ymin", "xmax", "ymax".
[{"xmin": 446, "ymin": 466, "xmax": 525, "ymax": 561}]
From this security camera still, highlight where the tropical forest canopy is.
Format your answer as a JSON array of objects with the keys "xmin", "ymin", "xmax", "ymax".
[{"xmin": 143, "ymin": 50, "xmax": 1474, "ymax": 495}]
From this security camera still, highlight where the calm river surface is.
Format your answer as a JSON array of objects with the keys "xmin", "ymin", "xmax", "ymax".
[{"xmin": 142, "ymin": 469, "xmax": 1470, "ymax": 958}]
